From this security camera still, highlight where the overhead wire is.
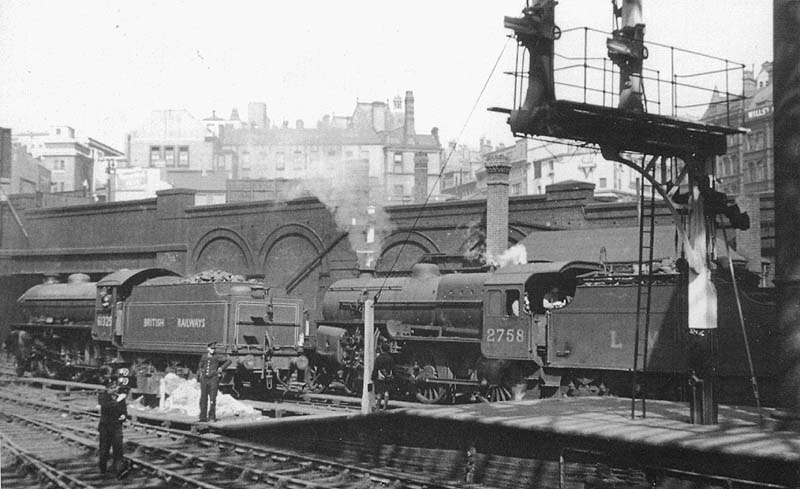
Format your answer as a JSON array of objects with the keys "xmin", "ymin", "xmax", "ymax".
[{"xmin": 372, "ymin": 37, "xmax": 511, "ymax": 301}]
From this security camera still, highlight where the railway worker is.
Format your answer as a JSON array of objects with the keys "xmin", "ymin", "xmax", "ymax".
[
  {"xmin": 543, "ymin": 287, "xmax": 572, "ymax": 310},
  {"xmin": 97, "ymin": 376, "xmax": 128, "ymax": 476},
  {"xmin": 372, "ymin": 343, "xmax": 395, "ymax": 411},
  {"xmin": 197, "ymin": 341, "xmax": 231, "ymax": 422}
]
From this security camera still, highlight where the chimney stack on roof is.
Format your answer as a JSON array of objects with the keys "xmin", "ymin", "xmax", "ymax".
[
  {"xmin": 413, "ymin": 152, "xmax": 429, "ymax": 204},
  {"xmin": 485, "ymin": 153, "xmax": 512, "ymax": 263},
  {"xmin": 403, "ymin": 91, "xmax": 415, "ymax": 144}
]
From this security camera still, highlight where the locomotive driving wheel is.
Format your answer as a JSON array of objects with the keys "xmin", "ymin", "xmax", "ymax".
[
  {"xmin": 414, "ymin": 364, "xmax": 450, "ymax": 404},
  {"xmin": 305, "ymin": 365, "xmax": 331, "ymax": 394}
]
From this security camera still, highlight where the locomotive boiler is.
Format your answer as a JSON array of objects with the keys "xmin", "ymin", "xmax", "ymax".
[
  {"xmin": 312, "ymin": 258, "xmax": 778, "ymax": 404},
  {"xmin": 14, "ymin": 268, "xmax": 310, "ymax": 396}
]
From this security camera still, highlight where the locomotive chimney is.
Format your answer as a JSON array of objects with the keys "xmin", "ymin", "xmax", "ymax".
[
  {"xmin": 485, "ymin": 153, "xmax": 512, "ymax": 263},
  {"xmin": 413, "ymin": 152, "xmax": 429, "ymax": 204}
]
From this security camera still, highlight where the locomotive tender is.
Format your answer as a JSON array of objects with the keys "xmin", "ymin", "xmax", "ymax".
[{"xmin": 15, "ymin": 268, "xmax": 307, "ymax": 395}]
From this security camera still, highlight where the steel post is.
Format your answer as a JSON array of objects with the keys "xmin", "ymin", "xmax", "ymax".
[
  {"xmin": 774, "ymin": 0, "xmax": 800, "ymax": 420},
  {"xmin": 361, "ymin": 299, "xmax": 375, "ymax": 414}
]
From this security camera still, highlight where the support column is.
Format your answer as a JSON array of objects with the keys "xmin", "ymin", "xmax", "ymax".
[
  {"xmin": 774, "ymin": 0, "xmax": 800, "ymax": 420},
  {"xmin": 361, "ymin": 299, "xmax": 375, "ymax": 414}
]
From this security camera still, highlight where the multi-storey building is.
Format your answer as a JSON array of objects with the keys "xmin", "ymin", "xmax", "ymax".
[
  {"xmin": 700, "ymin": 62, "xmax": 774, "ymax": 281},
  {"xmin": 13, "ymin": 126, "xmax": 122, "ymax": 195},
  {"xmin": 126, "ymin": 109, "xmax": 224, "ymax": 203},
  {"xmin": 458, "ymin": 139, "xmax": 641, "ymax": 202},
  {"xmin": 702, "ymin": 62, "xmax": 773, "ymax": 197},
  {"xmin": 220, "ymin": 91, "xmax": 444, "ymax": 206},
  {"xmin": 9, "ymin": 143, "xmax": 50, "ymax": 194}
]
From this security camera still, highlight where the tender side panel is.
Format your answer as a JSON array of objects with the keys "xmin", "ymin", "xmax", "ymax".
[
  {"xmin": 235, "ymin": 299, "xmax": 301, "ymax": 349},
  {"xmin": 547, "ymin": 283, "xmax": 686, "ymax": 372},
  {"xmin": 122, "ymin": 301, "xmax": 228, "ymax": 352}
]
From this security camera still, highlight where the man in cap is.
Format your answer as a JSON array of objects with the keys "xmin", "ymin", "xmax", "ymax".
[
  {"xmin": 197, "ymin": 341, "xmax": 231, "ymax": 422},
  {"xmin": 97, "ymin": 375, "xmax": 128, "ymax": 476}
]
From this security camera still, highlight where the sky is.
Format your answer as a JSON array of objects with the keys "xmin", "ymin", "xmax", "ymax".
[{"xmin": 0, "ymin": 1, "xmax": 773, "ymax": 152}]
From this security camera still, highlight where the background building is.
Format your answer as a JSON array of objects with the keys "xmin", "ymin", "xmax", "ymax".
[{"xmin": 13, "ymin": 126, "xmax": 122, "ymax": 197}]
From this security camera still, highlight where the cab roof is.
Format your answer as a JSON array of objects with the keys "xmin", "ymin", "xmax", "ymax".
[
  {"xmin": 97, "ymin": 268, "xmax": 180, "ymax": 287},
  {"xmin": 484, "ymin": 261, "xmax": 603, "ymax": 286}
]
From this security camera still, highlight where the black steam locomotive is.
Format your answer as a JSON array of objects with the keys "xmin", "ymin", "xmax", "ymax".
[
  {"xmin": 312, "ymin": 257, "xmax": 777, "ymax": 404},
  {"xmin": 12, "ymin": 268, "xmax": 308, "ymax": 395}
]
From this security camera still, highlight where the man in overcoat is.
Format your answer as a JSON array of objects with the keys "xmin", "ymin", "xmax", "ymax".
[{"xmin": 197, "ymin": 342, "xmax": 231, "ymax": 422}]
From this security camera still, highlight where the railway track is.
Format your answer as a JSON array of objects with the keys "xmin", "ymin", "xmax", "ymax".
[{"xmin": 0, "ymin": 384, "xmax": 470, "ymax": 489}]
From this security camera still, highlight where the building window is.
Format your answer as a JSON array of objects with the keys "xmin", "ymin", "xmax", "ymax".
[
  {"xmin": 393, "ymin": 184, "xmax": 404, "ymax": 195},
  {"xmin": 58, "ymin": 182, "xmax": 64, "ymax": 192},
  {"xmin": 164, "ymin": 146, "xmax": 175, "ymax": 167},
  {"xmin": 293, "ymin": 150, "xmax": 304, "ymax": 170},
  {"xmin": 178, "ymin": 147, "xmax": 189, "ymax": 167},
  {"xmin": 240, "ymin": 151, "xmax": 251, "ymax": 170},
  {"xmin": 216, "ymin": 155, "xmax": 226, "ymax": 170},
  {"xmin": 359, "ymin": 150, "xmax": 369, "ymax": 160},
  {"xmin": 327, "ymin": 148, "xmax": 337, "ymax": 157},
  {"xmin": 276, "ymin": 152, "xmax": 285, "ymax": 171},
  {"xmin": 394, "ymin": 159, "xmax": 403, "ymax": 173},
  {"xmin": 345, "ymin": 150, "xmax": 354, "ymax": 158},
  {"xmin": 534, "ymin": 161, "xmax": 542, "ymax": 179},
  {"xmin": 149, "ymin": 146, "xmax": 161, "ymax": 167},
  {"xmin": 511, "ymin": 183, "xmax": 521, "ymax": 195},
  {"xmin": 599, "ymin": 177, "xmax": 607, "ymax": 188}
]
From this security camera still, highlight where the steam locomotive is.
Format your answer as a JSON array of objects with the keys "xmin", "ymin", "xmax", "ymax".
[
  {"xmin": 10, "ymin": 256, "xmax": 777, "ymax": 405},
  {"xmin": 12, "ymin": 268, "xmax": 308, "ymax": 395},
  {"xmin": 311, "ymin": 256, "xmax": 778, "ymax": 404}
]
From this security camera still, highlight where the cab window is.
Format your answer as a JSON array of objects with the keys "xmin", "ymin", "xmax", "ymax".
[
  {"xmin": 487, "ymin": 290, "xmax": 503, "ymax": 316},
  {"xmin": 505, "ymin": 289, "xmax": 521, "ymax": 317}
]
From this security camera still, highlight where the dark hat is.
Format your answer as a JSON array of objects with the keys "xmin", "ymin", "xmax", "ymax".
[{"xmin": 207, "ymin": 341, "xmax": 217, "ymax": 348}]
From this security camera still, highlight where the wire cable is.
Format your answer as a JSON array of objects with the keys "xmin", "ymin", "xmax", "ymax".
[
  {"xmin": 372, "ymin": 38, "xmax": 511, "ymax": 301},
  {"xmin": 720, "ymin": 223, "xmax": 763, "ymax": 424}
]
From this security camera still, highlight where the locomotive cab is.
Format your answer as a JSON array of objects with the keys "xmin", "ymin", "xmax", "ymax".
[
  {"xmin": 481, "ymin": 261, "xmax": 602, "ymax": 364},
  {"xmin": 94, "ymin": 268, "xmax": 181, "ymax": 345}
]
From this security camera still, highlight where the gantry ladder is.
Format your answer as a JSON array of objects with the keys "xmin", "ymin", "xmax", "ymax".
[{"xmin": 631, "ymin": 156, "xmax": 658, "ymax": 419}]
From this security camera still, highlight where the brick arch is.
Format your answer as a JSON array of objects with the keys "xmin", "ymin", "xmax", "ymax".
[
  {"xmin": 259, "ymin": 224, "xmax": 329, "ymax": 313},
  {"xmin": 191, "ymin": 228, "xmax": 254, "ymax": 275},
  {"xmin": 377, "ymin": 230, "xmax": 441, "ymax": 272}
]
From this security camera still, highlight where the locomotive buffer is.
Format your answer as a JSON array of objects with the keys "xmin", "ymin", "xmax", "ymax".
[{"xmin": 490, "ymin": 0, "xmax": 749, "ymax": 422}]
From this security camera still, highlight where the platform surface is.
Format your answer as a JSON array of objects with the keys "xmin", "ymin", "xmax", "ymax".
[{"xmin": 401, "ymin": 397, "xmax": 800, "ymax": 463}]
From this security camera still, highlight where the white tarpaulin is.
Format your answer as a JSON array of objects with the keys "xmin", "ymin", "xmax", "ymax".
[{"xmin": 130, "ymin": 373, "xmax": 258, "ymax": 418}]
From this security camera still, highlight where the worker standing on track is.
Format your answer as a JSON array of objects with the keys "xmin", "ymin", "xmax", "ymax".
[
  {"xmin": 372, "ymin": 343, "xmax": 395, "ymax": 411},
  {"xmin": 97, "ymin": 376, "xmax": 128, "ymax": 476},
  {"xmin": 197, "ymin": 341, "xmax": 231, "ymax": 422}
]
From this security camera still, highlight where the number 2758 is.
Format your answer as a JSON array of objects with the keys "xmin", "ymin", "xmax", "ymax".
[{"xmin": 485, "ymin": 328, "xmax": 524, "ymax": 342}]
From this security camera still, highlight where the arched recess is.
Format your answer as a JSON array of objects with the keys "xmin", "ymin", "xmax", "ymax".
[
  {"xmin": 259, "ymin": 224, "xmax": 329, "ymax": 316},
  {"xmin": 377, "ymin": 230, "xmax": 440, "ymax": 272},
  {"xmin": 191, "ymin": 228, "xmax": 254, "ymax": 275}
]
